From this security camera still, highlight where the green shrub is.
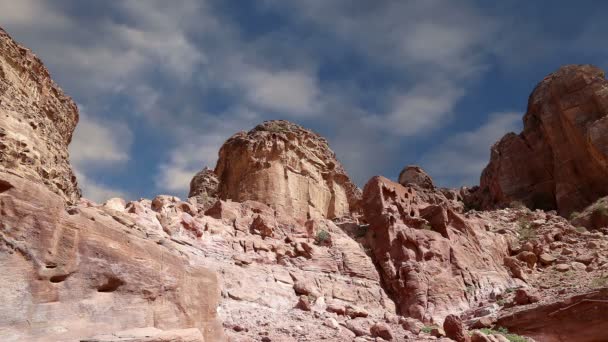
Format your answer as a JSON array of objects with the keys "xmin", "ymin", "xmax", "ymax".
[
  {"xmin": 315, "ymin": 230, "xmax": 330, "ymax": 244},
  {"xmin": 569, "ymin": 211, "xmax": 580, "ymax": 220},
  {"xmin": 575, "ymin": 226, "xmax": 588, "ymax": 233},
  {"xmin": 420, "ymin": 223, "xmax": 432, "ymax": 231},
  {"xmin": 509, "ymin": 201, "xmax": 526, "ymax": 209},
  {"xmin": 479, "ymin": 327, "xmax": 527, "ymax": 342},
  {"xmin": 421, "ymin": 325, "xmax": 439, "ymax": 334},
  {"xmin": 591, "ymin": 276, "xmax": 608, "ymax": 288},
  {"xmin": 517, "ymin": 219, "xmax": 535, "ymax": 241}
]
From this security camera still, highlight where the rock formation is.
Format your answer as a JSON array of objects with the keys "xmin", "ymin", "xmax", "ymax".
[
  {"xmin": 399, "ymin": 165, "xmax": 435, "ymax": 189},
  {"xmin": 479, "ymin": 64, "xmax": 608, "ymax": 216},
  {"xmin": 188, "ymin": 167, "xmax": 219, "ymax": 209},
  {"xmin": 4, "ymin": 25, "xmax": 608, "ymax": 342},
  {"xmin": 362, "ymin": 176, "xmax": 517, "ymax": 323},
  {"xmin": 0, "ymin": 172, "xmax": 223, "ymax": 341},
  {"xmin": 212, "ymin": 120, "xmax": 361, "ymax": 220},
  {"xmin": 0, "ymin": 28, "xmax": 80, "ymax": 203}
]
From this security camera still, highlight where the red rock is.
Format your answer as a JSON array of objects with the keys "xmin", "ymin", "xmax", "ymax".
[
  {"xmin": 370, "ymin": 322, "xmax": 394, "ymax": 340},
  {"xmin": 0, "ymin": 28, "xmax": 81, "ymax": 204},
  {"xmin": 0, "ymin": 172, "xmax": 223, "ymax": 341},
  {"xmin": 295, "ymin": 296, "xmax": 312, "ymax": 311},
  {"xmin": 398, "ymin": 165, "xmax": 435, "ymax": 189},
  {"xmin": 212, "ymin": 120, "xmax": 361, "ymax": 220},
  {"xmin": 400, "ymin": 317, "xmax": 424, "ymax": 334},
  {"xmin": 479, "ymin": 65, "xmax": 608, "ymax": 216},
  {"xmin": 362, "ymin": 176, "xmax": 516, "ymax": 322},
  {"xmin": 513, "ymin": 288, "xmax": 540, "ymax": 305},
  {"xmin": 497, "ymin": 288, "xmax": 608, "ymax": 342},
  {"xmin": 443, "ymin": 314, "xmax": 471, "ymax": 342},
  {"xmin": 188, "ymin": 167, "xmax": 219, "ymax": 209}
]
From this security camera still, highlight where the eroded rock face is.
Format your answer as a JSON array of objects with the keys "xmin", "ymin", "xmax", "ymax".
[
  {"xmin": 214, "ymin": 120, "xmax": 361, "ymax": 220},
  {"xmin": 480, "ymin": 64, "xmax": 608, "ymax": 216},
  {"xmin": 0, "ymin": 172, "xmax": 223, "ymax": 341},
  {"xmin": 362, "ymin": 176, "xmax": 516, "ymax": 323},
  {"xmin": 398, "ymin": 165, "xmax": 435, "ymax": 189},
  {"xmin": 0, "ymin": 28, "xmax": 80, "ymax": 203},
  {"xmin": 497, "ymin": 288, "xmax": 608, "ymax": 342},
  {"xmin": 188, "ymin": 167, "xmax": 219, "ymax": 209}
]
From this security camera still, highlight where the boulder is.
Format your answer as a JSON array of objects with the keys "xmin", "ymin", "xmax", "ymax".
[
  {"xmin": 188, "ymin": 167, "xmax": 219, "ymax": 209},
  {"xmin": 398, "ymin": 165, "xmax": 435, "ymax": 189},
  {"xmin": 370, "ymin": 322, "xmax": 393, "ymax": 340},
  {"xmin": 443, "ymin": 314, "xmax": 470, "ymax": 342}
]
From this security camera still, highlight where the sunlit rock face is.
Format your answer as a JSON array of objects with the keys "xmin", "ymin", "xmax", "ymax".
[
  {"xmin": 213, "ymin": 120, "xmax": 361, "ymax": 221},
  {"xmin": 0, "ymin": 28, "xmax": 80, "ymax": 204},
  {"xmin": 480, "ymin": 64, "xmax": 608, "ymax": 216}
]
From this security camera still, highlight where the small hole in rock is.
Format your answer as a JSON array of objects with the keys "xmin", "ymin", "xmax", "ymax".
[
  {"xmin": 49, "ymin": 274, "xmax": 69, "ymax": 283},
  {"xmin": 98, "ymin": 276, "xmax": 125, "ymax": 292},
  {"xmin": 0, "ymin": 180, "xmax": 13, "ymax": 193}
]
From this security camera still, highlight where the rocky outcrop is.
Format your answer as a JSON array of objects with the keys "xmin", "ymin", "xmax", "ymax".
[
  {"xmin": 362, "ymin": 176, "xmax": 517, "ymax": 323},
  {"xmin": 213, "ymin": 120, "xmax": 361, "ymax": 220},
  {"xmin": 0, "ymin": 28, "xmax": 80, "ymax": 203},
  {"xmin": 188, "ymin": 167, "xmax": 219, "ymax": 209},
  {"xmin": 0, "ymin": 172, "xmax": 223, "ymax": 341},
  {"xmin": 497, "ymin": 288, "xmax": 608, "ymax": 342},
  {"xmin": 399, "ymin": 165, "xmax": 435, "ymax": 190},
  {"xmin": 480, "ymin": 64, "xmax": 608, "ymax": 216}
]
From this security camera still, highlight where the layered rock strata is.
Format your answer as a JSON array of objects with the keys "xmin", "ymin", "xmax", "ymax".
[
  {"xmin": 362, "ymin": 176, "xmax": 517, "ymax": 323},
  {"xmin": 212, "ymin": 120, "xmax": 361, "ymax": 221},
  {"xmin": 0, "ymin": 28, "xmax": 80, "ymax": 203},
  {"xmin": 480, "ymin": 64, "xmax": 608, "ymax": 216}
]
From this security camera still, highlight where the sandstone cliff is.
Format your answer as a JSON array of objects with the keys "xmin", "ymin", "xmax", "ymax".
[
  {"xmin": 479, "ymin": 64, "xmax": 608, "ymax": 216},
  {"xmin": 211, "ymin": 120, "xmax": 361, "ymax": 221},
  {"xmin": 0, "ymin": 28, "xmax": 80, "ymax": 203}
]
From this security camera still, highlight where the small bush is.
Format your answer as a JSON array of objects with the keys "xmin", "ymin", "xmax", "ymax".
[
  {"xmin": 465, "ymin": 285, "xmax": 475, "ymax": 294},
  {"xmin": 479, "ymin": 327, "xmax": 527, "ymax": 342},
  {"xmin": 420, "ymin": 223, "xmax": 432, "ymax": 231},
  {"xmin": 569, "ymin": 211, "xmax": 580, "ymax": 220},
  {"xmin": 509, "ymin": 201, "xmax": 526, "ymax": 209},
  {"xmin": 517, "ymin": 219, "xmax": 535, "ymax": 241},
  {"xmin": 575, "ymin": 226, "xmax": 588, "ymax": 233},
  {"xmin": 591, "ymin": 275, "xmax": 608, "ymax": 288},
  {"xmin": 421, "ymin": 325, "xmax": 439, "ymax": 334},
  {"xmin": 315, "ymin": 230, "xmax": 330, "ymax": 244}
]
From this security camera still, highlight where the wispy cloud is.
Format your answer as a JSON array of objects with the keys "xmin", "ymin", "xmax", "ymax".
[{"xmin": 421, "ymin": 112, "xmax": 522, "ymax": 187}]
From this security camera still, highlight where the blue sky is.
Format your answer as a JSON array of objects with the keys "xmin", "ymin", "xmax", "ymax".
[{"xmin": 1, "ymin": 1, "xmax": 608, "ymax": 202}]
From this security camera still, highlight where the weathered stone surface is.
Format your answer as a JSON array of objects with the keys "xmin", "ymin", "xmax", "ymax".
[
  {"xmin": 0, "ymin": 172, "xmax": 223, "ymax": 341},
  {"xmin": 497, "ymin": 288, "xmax": 608, "ymax": 342},
  {"xmin": 81, "ymin": 327, "xmax": 204, "ymax": 342},
  {"xmin": 0, "ymin": 28, "xmax": 80, "ymax": 203},
  {"xmin": 362, "ymin": 176, "xmax": 516, "ymax": 323},
  {"xmin": 443, "ymin": 314, "xmax": 470, "ymax": 342},
  {"xmin": 213, "ymin": 120, "xmax": 361, "ymax": 220},
  {"xmin": 398, "ymin": 165, "xmax": 435, "ymax": 189},
  {"xmin": 188, "ymin": 167, "xmax": 219, "ymax": 210},
  {"xmin": 479, "ymin": 65, "xmax": 608, "ymax": 216}
]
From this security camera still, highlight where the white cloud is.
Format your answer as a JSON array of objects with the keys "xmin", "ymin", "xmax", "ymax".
[
  {"xmin": 241, "ymin": 69, "xmax": 320, "ymax": 116},
  {"xmin": 154, "ymin": 109, "xmax": 259, "ymax": 195},
  {"xmin": 421, "ymin": 112, "xmax": 522, "ymax": 187},
  {"xmin": 75, "ymin": 171, "xmax": 128, "ymax": 203},
  {"xmin": 382, "ymin": 81, "xmax": 465, "ymax": 136},
  {"xmin": 69, "ymin": 113, "xmax": 132, "ymax": 168}
]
